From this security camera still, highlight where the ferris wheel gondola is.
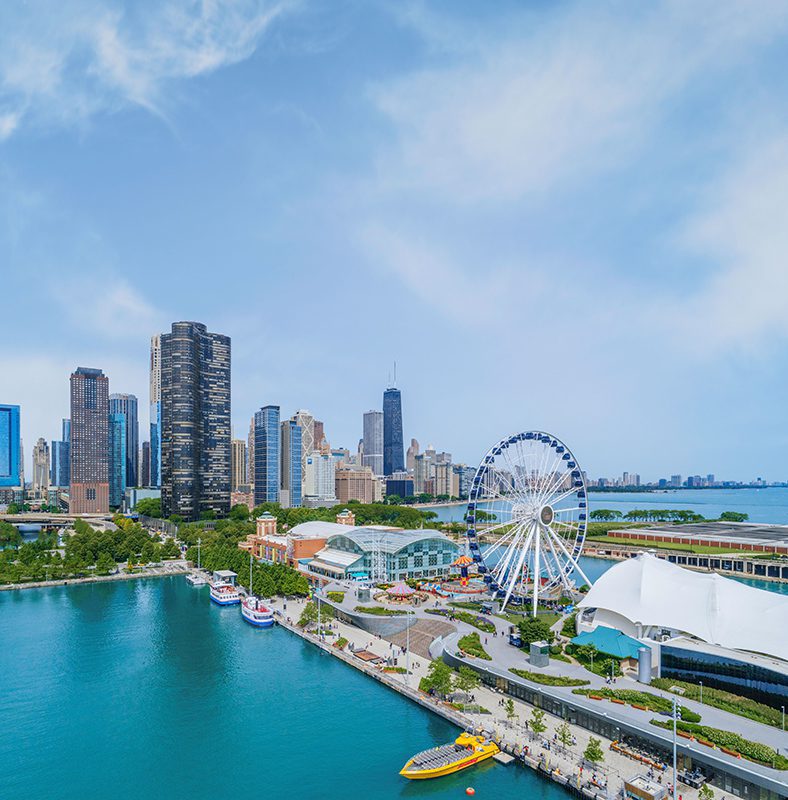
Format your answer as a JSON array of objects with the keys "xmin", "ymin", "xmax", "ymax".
[{"xmin": 466, "ymin": 431, "xmax": 592, "ymax": 614}]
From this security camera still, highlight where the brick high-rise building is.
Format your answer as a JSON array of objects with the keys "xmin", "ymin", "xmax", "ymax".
[
  {"xmin": 161, "ymin": 322, "xmax": 231, "ymax": 520},
  {"xmin": 69, "ymin": 367, "xmax": 109, "ymax": 514}
]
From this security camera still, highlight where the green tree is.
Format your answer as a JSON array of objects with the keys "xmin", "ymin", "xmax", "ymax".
[
  {"xmin": 698, "ymin": 783, "xmax": 714, "ymax": 800},
  {"xmin": 556, "ymin": 721, "xmax": 573, "ymax": 752},
  {"xmin": 96, "ymin": 551, "xmax": 116, "ymax": 575},
  {"xmin": 583, "ymin": 736, "xmax": 605, "ymax": 765},
  {"xmin": 453, "ymin": 665, "xmax": 481, "ymax": 695},
  {"xmin": 0, "ymin": 521, "xmax": 21, "ymax": 547},
  {"xmin": 505, "ymin": 698, "xmax": 517, "ymax": 724},
  {"xmin": 530, "ymin": 707, "xmax": 547, "ymax": 738},
  {"xmin": 575, "ymin": 643, "xmax": 598, "ymax": 669},
  {"xmin": 135, "ymin": 497, "xmax": 162, "ymax": 518},
  {"xmin": 420, "ymin": 660, "xmax": 454, "ymax": 697},
  {"xmin": 719, "ymin": 511, "xmax": 748, "ymax": 523},
  {"xmin": 6, "ymin": 503, "xmax": 21, "ymax": 514},
  {"xmin": 517, "ymin": 615, "xmax": 554, "ymax": 646},
  {"xmin": 140, "ymin": 540, "xmax": 155, "ymax": 564},
  {"xmin": 229, "ymin": 504, "xmax": 250, "ymax": 521}
]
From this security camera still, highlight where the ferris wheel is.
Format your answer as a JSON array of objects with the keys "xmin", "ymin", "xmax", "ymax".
[{"xmin": 466, "ymin": 431, "xmax": 592, "ymax": 614}]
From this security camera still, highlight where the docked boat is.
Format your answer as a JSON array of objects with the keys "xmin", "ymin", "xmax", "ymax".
[
  {"xmin": 399, "ymin": 732, "xmax": 499, "ymax": 780},
  {"xmin": 209, "ymin": 570, "xmax": 241, "ymax": 606},
  {"xmin": 241, "ymin": 596, "xmax": 274, "ymax": 628}
]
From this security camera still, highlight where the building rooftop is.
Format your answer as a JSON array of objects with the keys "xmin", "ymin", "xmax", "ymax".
[
  {"xmin": 578, "ymin": 553, "xmax": 788, "ymax": 661},
  {"xmin": 612, "ymin": 521, "xmax": 788, "ymax": 548},
  {"xmin": 326, "ymin": 526, "xmax": 457, "ymax": 555},
  {"xmin": 571, "ymin": 626, "xmax": 644, "ymax": 660}
]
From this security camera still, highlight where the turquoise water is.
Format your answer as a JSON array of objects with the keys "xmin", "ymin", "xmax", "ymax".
[
  {"xmin": 0, "ymin": 579, "xmax": 568, "ymax": 800},
  {"xmin": 425, "ymin": 487, "xmax": 788, "ymax": 524}
]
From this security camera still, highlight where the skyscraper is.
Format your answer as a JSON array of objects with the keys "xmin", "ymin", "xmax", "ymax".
[
  {"xmin": 383, "ymin": 387, "xmax": 404, "ymax": 476},
  {"xmin": 247, "ymin": 417, "xmax": 255, "ymax": 487},
  {"xmin": 313, "ymin": 419, "xmax": 325, "ymax": 451},
  {"xmin": 161, "ymin": 322, "xmax": 231, "ymax": 520},
  {"xmin": 0, "ymin": 405, "xmax": 21, "ymax": 488},
  {"xmin": 362, "ymin": 410, "xmax": 384, "ymax": 476},
  {"xmin": 254, "ymin": 405, "xmax": 280, "ymax": 505},
  {"xmin": 69, "ymin": 367, "xmax": 109, "ymax": 514},
  {"xmin": 108, "ymin": 412, "xmax": 127, "ymax": 508},
  {"xmin": 280, "ymin": 419, "xmax": 302, "ymax": 508},
  {"xmin": 149, "ymin": 334, "xmax": 161, "ymax": 488},
  {"xmin": 50, "ymin": 418, "xmax": 70, "ymax": 488},
  {"xmin": 231, "ymin": 439, "xmax": 246, "ymax": 491},
  {"xmin": 140, "ymin": 441, "xmax": 151, "ymax": 487},
  {"xmin": 32, "ymin": 438, "xmax": 50, "ymax": 498},
  {"xmin": 406, "ymin": 438, "xmax": 419, "ymax": 473},
  {"xmin": 109, "ymin": 393, "xmax": 138, "ymax": 488},
  {"xmin": 291, "ymin": 410, "xmax": 314, "ymax": 496}
]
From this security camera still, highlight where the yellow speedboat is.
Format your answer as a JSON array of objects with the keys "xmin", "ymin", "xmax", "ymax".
[{"xmin": 399, "ymin": 732, "xmax": 500, "ymax": 780}]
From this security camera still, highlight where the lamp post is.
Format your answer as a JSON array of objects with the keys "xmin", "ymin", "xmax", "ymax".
[
  {"xmin": 672, "ymin": 696, "xmax": 681, "ymax": 800},
  {"xmin": 405, "ymin": 609, "xmax": 414, "ymax": 686},
  {"xmin": 782, "ymin": 705, "xmax": 785, "ymax": 731},
  {"xmin": 699, "ymin": 681, "xmax": 703, "ymax": 706}
]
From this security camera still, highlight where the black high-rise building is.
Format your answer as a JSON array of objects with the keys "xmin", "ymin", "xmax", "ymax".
[
  {"xmin": 383, "ymin": 387, "xmax": 404, "ymax": 476},
  {"xmin": 161, "ymin": 321, "xmax": 231, "ymax": 520}
]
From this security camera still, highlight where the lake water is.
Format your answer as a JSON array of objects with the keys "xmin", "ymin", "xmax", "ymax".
[
  {"xmin": 0, "ymin": 579, "xmax": 568, "ymax": 800},
  {"xmin": 424, "ymin": 487, "xmax": 788, "ymax": 524}
]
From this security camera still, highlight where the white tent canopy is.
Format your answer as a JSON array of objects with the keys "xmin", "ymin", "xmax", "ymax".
[{"xmin": 578, "ymin": 554, "xmax": 788, "ymax": 661}]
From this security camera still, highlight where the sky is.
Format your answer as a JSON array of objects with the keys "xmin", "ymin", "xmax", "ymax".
[{"xmin": 2, "ymin": 0, "xmax": 788, "ymax": 483}]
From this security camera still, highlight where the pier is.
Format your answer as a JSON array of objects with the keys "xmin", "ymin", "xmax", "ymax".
[{"xmin": 268, "ymin": 596, "xmax": 700, "ymax": 800}]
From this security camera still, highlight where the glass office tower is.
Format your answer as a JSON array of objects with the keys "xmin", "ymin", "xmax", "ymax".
[
  {"xmin": 383, "ymin": 387, "xmax": 404, "ymax": 476},
  {"xmin": 254, "ymin": 405, "xmax": 280, "ymax": 505},
  {"xmin": 0, "ymin": 404, "xmax": 21, "ymax": 488},
  {"xmin": 108, "ymin": 412, "xmax": 127, "ymax": 508},
  {"xmin": 109, "ymin": 394, "xmax": 138, "ymax": 488}
]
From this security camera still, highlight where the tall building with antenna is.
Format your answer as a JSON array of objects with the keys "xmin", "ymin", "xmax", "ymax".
[{"xmin": 383, "ymin": 365, "xmax": 404, "ymax": 476}]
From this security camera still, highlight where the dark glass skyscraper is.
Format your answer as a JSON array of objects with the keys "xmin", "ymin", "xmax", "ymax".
[
  {"xmin": 70, "ymin": 367, "xmax": 109, "ymax": 514},
  {"xmin": 254, "ymin": 405, "xmax": 280, "ymax": 505},
  {"xmin": 108, "ymin": 412, "xmax": 127, "ymax": 508},
  {"xmin": 0, "ymin": 404, "xmax": 21, "ymax": 488},
  {"xmin": 109, "ymin": 393, "xmax": 138, "ymax": 488},
  {"xmin": 383, "ymin": 387, "xmax": 404, "ymax": 476},
  {"xmin": 161, "ymin": 322, "xmax": 231, "ymax": 520}
]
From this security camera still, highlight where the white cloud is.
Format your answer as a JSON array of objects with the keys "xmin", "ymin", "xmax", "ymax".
[
  {"xmin": 0, "ymin": 0, "xmax": 293, "ymax": 135},
  {"xmin": 52, "ymin": 277, "xmax": 169, "ymax": 340},
  {"xmin": 673, "ymin": 135, "xmax": 788, "ymax": 350},
  {"xmin": 371, "ymin": 1, "xmax": 788, "ymax": 203}
]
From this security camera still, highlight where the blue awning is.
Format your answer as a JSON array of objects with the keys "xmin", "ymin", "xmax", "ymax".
[{"xmin": 571, "ymin": 626, "xmax": 644, "ymax": 659}]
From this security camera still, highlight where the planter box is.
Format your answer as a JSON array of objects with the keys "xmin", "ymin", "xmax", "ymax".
[
  {"xmin": 697, "ymin": 740, "xmax": 715, "ymax": 748},
  {"xmin": 611, "ymin": 698, "xmax": 626, "ymax": 705},
  {"xmin": 720, "ymin": 747, "xmax": 741, "ymax": 758},
  {"xmin": 631, "ymin": 703, "xmax": 649, "ymax": 711},
  {"xmin": 677, "ymin": 731, "xmax": 694, "ymax": 740},
  {"xmin": 589, "ymin": 694, "xmax": 604, "ymax": 700}
]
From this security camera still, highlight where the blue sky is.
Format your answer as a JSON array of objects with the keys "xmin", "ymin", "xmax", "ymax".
[{"xmin": 3, "ymin": 0, "xmax": 788, "ymax": 482}]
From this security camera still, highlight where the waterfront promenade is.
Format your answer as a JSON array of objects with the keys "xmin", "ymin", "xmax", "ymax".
[{"xmin": 268, "ymin": 594, "xmax": 705, "ymax": 800}]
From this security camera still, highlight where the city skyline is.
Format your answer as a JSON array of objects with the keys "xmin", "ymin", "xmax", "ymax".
[{"xmin": 4, "ymin": 3, "xmax": 788, "ymax": 481}]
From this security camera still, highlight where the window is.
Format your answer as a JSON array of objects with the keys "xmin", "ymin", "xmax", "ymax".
[
  {"xmin": 398, "ymin": 557, "xmax": 407, "ymax": 569},
  {"xmin": 428, "ymin": 554, "xmax": 437, "ymax": 566},
  {"xmin": 86, "ymin": 488, "xmax": 96, "ymax": 500},
  {"xmin": 414, "ymin": 556, "xmax": 423, "ymax": 567}
]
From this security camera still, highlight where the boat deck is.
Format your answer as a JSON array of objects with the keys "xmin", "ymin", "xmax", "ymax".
[{"xmin": 410, "ymin": 743, "xmax": 467, "ymax": 770}]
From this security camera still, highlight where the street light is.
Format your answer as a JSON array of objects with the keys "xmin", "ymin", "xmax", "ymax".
[
  {"xmin": 405, "ymin": 609, "xmax": 415, "ymax": 686},
  {"xmin": 782, "ymin": 705, "xmax": 785, "ymax": 731},
  {"xmin": 699, "ymin": 681, "xmax": 703, "ymax": 706},
  {"xmin": 672, "ymin": 696, "xmax": 681, "ymax": 800}
]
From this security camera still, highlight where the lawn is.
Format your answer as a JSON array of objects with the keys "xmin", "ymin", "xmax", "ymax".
[
  {"xmin": 354, "ymin": 605, "xmax": 405, "ymax": 616},
  {"xmin": 510, "ymin": 668, "xmax": 589, "ymax": 687}
]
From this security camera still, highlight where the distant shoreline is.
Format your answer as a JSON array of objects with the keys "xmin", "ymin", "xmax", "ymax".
[{"xmin": 0, "ymin": 565, "xmax": 189, "ymax": 593}]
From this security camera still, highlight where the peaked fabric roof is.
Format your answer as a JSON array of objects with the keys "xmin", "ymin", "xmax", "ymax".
[
  {"xmin": 571, "ymin": 626, "xmax": 643, "ymax": 659},
  {"xmin": 578, "ymin": 554, "xmax": 788, "ymax": 661}
]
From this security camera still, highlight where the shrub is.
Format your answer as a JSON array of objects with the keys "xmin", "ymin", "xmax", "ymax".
[
  {"xmin": 572, "ymin": 688, "xmax": 700, "ymax": 722},
  {"xmin": 650, "ymin": 678, "xmax": 783, "ymax": 728},
  {"xmin": 510, "ymin": 668, "xmax": 589, "ymax": 687},
  {"xmin": 458, "ymin": 632, "xmax": 492, "ymax": 660},
  {"xmin": 354, "ymin": 605, "xmax": 405, "ymax": 617},
  {"xmin": 649, "ymin": 720, "xmax": 788, "ymax": 769},
  {"xmin": 561, "ymin": 612, "xmax": 578, "ymax": 638},
  {"xmin": 326, "ymin": 591, "xmax": 345, "ymax": 603}
]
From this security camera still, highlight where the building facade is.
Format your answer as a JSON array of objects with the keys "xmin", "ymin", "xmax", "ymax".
[
  {"xmin": 383, "ymin": 387, "xmax": 404, "ymax": 476},
  {"xmin": 254, "ymin": 405, "xmax": 280, "ymax": 505},
  {"xmin": 140, "ymin": 441, "xmax": 151, "ymax": 487},
  {"xmin": 231, "ymin": 439, "xmax": 246, "ymax": 492},
  {"xmin": 280, "ymin": 419, "xmax": 302, "ymax": 508},
  {"xmin": 0, "ymin": 404, "xmax": 21, "ymax": 489},
  {"xmin": 109, "ymin": 393, "xmax": 138, "ymax": 488},
  {"xmin": 161, "ymin": 322, "xmax": 231, "ymax": 520},
  {"xmin": 69, "ymin": 367, "xmax": 109, "ymax": 514},
  {"xmin": 304, "ymin": 450, "xmax": 337, "ymax": 505},
  {"xmin": 149, "ymin": 334, "xmax": 161, "ymax": 488},
  {"xmin": 50, "ymin": 418, "xmax": 70, "ymax": 488},
  {"xmin": 108, "ymin": 412, "xmax": 127, "ymax": 508},
  {"xmin": 335, "ymin": 465, "xmax": 376, "ymax": 504},
  {"xmin": 362, "ymin": 410, "xmax": 384, "ymax": 476},
  {"xmin": 291, "ymin": 410, "xmax": 314, "ymax": 497},
  {"xmin": 32, "ymin": 437, "xmax": 50, "ymax": 498}
]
